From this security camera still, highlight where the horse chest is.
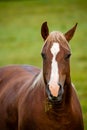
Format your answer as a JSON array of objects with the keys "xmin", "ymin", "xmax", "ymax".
[
  {"xmin": 26, "ymin": 102, "xmax": 73, "ymax": 130},
  {"xmin": 29, "ymin": 111, "xmax": 73, "ymax": 130}
]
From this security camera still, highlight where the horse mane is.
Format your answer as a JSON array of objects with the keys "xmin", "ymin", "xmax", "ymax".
[{"xmin": 31, "ymin": 70, "xmax": 45, "ymax": 89}]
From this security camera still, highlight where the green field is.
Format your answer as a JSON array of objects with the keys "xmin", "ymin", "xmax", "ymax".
[{"xmin": 0, "ymin": 0, "xmax": 87, "ymax": 129}]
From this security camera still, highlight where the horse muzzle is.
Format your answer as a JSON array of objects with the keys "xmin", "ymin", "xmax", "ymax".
[{"xmin": 46, "ymin": 83, "xmax": 64, "ymax": 102}]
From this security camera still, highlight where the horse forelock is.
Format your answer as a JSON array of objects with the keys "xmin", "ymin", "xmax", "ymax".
[{"xmin": 45, "ymin": 31, "xmax": 70, "ymax": 51}]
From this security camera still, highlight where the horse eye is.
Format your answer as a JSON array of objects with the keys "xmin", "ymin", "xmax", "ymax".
[
  {"xmin": 65, "ymin": 53, "xmax": 71, "ymax": 60},
  {"xmin": 41, "ymin": 53, "xmax": 46, "ymax": 60}
]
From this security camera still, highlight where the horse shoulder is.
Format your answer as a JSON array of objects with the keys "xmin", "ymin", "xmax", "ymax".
[
  {"xmin": 18, "ymin": 86, "xmax": 43, "ymax": 130},
  {"xmin": 70, "ymin": 84, "xmax": 84, "ymax": 130}
]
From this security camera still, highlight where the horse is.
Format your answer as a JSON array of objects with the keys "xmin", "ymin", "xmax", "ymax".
[{"xmin": 0, "ymin": 22, "xmax": 84, "ymax": 130}]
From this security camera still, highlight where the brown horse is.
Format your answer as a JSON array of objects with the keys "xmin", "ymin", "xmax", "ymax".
[{"xmin": 0, "ymin": 22, "xmax": 84, "ymax": 130}]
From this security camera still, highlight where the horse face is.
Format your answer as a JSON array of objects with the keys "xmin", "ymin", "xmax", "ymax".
[
  {"xmin": 41, "ymin": 22, "xmax": 77, "ymax": 102},
  {"xmin": 41, "ymin": 35, "xmax": 71, "ymax": 102}
]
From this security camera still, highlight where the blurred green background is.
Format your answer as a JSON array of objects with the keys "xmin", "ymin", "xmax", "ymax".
[{"xmin": 0, "ymin": 0, "xmax": 87, "ymax": 129}]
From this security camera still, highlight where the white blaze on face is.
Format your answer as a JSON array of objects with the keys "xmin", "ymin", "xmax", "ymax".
[{"xmin": 49, "ymin": 42, "xmax": 60, "ymax": 97}]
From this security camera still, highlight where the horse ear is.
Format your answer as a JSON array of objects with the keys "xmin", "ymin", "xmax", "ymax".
[
  {"xmin": 41, "ymin": 22, "xmax": 49, "ymax": 40},
  {"xmin": 64, "ymin": 23, "xmax": 78, "ymax": 42}
]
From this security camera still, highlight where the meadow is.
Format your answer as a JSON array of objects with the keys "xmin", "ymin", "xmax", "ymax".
[{"xmin": 0, "ymin": 0, "xmax": 87, "ymax": 129}]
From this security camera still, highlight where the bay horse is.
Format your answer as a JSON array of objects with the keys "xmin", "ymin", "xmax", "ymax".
[{"xmin": 0, "ymin": 22, "xmax": 84, "ymax": 130}]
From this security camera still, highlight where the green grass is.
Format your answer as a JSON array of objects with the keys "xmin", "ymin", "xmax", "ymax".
[{"xmin": 0, "ymin": 0, "xmax": 87, "ymax": 129}]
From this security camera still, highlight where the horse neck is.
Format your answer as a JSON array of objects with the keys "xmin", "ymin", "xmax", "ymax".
[{"xmin": 63, "ymin": 75, "xmax": 72, "ymax": 105}]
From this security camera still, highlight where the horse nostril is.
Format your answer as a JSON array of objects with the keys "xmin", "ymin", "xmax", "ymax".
[
  {"xmin": 46, "ymin": 85, "xmax": 58, "ymax": 101},
  {"xmin": 57, "ymin": 83, "xmax": 64, "ymax": 98}
]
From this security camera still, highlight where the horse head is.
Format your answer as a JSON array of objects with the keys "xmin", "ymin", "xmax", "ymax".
[{"xmin": 41, "ymin": 22, "xmax": 77, "ymax": 103}]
